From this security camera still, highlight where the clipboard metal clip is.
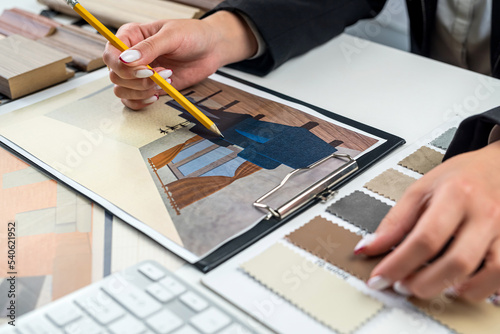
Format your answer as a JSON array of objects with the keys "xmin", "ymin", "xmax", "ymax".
[{"xmin": 253, "ymin": 153, "xmax": 358, "ymax": 220}]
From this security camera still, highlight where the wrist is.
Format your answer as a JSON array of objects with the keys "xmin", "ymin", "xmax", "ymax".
[{"xmin": 203, "ymin": 10, "xmax": 258, "ymax": 67}]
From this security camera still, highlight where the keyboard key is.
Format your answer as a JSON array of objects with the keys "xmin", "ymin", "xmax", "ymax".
[
  {"xmin": 46, "ymin": 302, "xmax": 83, "ymax": 326},
  {"xmin": 180, "ymin": 291, "xmax": 208, "ymax": 312},
  {"xmin": 139, "ymin": 263, "xmax": 166, "ymax": 281},
  {"xmin": 218, "ymin": 324, "xmax": 253, "ymax": 334},
  {"xmin": 159, "ymin": 276, "xmax": 186, "ymax": 296},
  {"xmin": 102, "ymin": 275, "xmax": 161, "ymax": 318},
  {"xmin": 17, "ymin": 315, "xmax": 63, "ymax": 334},
  {"xmin": 146, "ymin": 283, "xmax": 175, "ymax": 303},
  {"xmin": 108, "ymin": 314, "xmax": 147, "ymax": 334},
  {"xmin": 146, "ymin": 309, "xmax": 183, "ymax": 333},
  {"xmin": 172, "ymin": 325, "xmax": 201, "ymax": 334},
  {"xmin": 75, "ymin": 288, "xmax": 125, "ymax": 325},
  {"xmin": 190, "ymin": 308, "xmax": 231, "ymax": 334},
  {"xmin": 64, "ymin": 316, "xmax": 105, "ymax": 334}
]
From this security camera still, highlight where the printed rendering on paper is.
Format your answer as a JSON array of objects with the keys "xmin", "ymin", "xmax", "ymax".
[{"xmin": 0, "ymin": 75, "xmax": 379, "ymax": 259}]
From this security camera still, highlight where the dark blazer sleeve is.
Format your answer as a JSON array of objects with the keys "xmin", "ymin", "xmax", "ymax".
[
  {"xmin": 205, "ymin": 0, "xmax": 387, "ymax": 76},
  {"xmin": 444, "ymin": 106, "xmax": 500, "ymax": 160}
]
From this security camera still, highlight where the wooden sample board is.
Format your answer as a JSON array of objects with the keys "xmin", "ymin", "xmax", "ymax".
[
  {"xmin": 168, "ymin": 0, "xmax": 224, "ymax": 11},
  {"xmin": 40, "ymin": 25, "xmax": 106, "ymax": 72},
  {"xmin": 0, "ymin": 35, "xmax": 73, "ymax": 99},
  {"xmin": 37, "ymin": 0, "xmax": 204, "ymax": 28},
  {"xmin": 0, "ymin": 8, "xmax": 60, "ymax": 40}
]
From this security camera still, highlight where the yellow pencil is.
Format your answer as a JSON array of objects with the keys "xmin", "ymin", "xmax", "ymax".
[{"xmin": 65, "ymin": 0, "xmax": 223, "ymax": 138}]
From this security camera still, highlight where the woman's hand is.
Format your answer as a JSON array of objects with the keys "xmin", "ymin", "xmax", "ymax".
[
  {"xmin": 103, "ymin": 11, "xmax": 258, "ymax": 110},
  {"xmin": 356, "ymin": 141, "xmax": 500, "ymax": 303}
]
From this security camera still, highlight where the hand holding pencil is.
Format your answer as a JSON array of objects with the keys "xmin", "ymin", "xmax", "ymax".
[{"xmin": 65, "ymin": 0, "xmax": 228, "ymax": 137}]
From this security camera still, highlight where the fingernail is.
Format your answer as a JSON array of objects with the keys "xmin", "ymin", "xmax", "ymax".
[
  {"xmin": 493, "ymin": 295, "xmax": 500, "ymax": 306},
  {"xmin": 135, "ymin": 69, "xmax": 154, "ymax": 78},
  {"xmin": 119, "ymin": 50, "xmax": 142, "ymax": 63},
  {"xmin": 158, "ymin": 69, "xmax": 173, "ymax": 79},
  {"xmin": 367, "ymin": 276, "xmax": 391, "ymax": 290},
  {"xmin": 143, "ymin": 94, "xmax": 159, "ymax": 104},
  {"xmin": 167, "ymin": 78, "xmax": 172, "ymax": 84},
  {"xmin": 443, "ymin": 286, "xmax": 459, "ymax": 298},
  {"xmin": 154, "ymin": 84, "xmax": 162, "ymax": 90},
  {"xmin": 393, "ymin": 281, "xmax": 412, "ymax": 296},
  {"xmin": 354, "ymin": 233, "xmax": 377, "ymax": 255}
]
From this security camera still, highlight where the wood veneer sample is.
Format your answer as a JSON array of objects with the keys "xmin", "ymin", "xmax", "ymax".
[
  {"xmin": 38, "ymin": 0, "xmax": 203, "ymax": 29},
  {"xmin": 411, "ymin": 296, "xmax": 500, "ymax": 334},
  {"xmin": 0, "ymin": 35, "xmax": 74, "ymax": 99},
  {"xmin": 398, "ymin": 146, "xmax": 444, "ymax": 174},
  {"xmin": 326, "ymin": 190, "xmax": 391, "ymax": 233},
  {"xmin": 169, "ymin": 0, "xmax": 224, "ymax": 11},
  {"xmin": 241, "ymin": 242, "xmax": 383, "ymax": 334},
  {"xmin": 0, "ymin": 8, "xmax": 60, "ymax": 40},
  {"xmin": 364, "ymin": 168, "xmax": 417, "ymax": 202},
  {"xmin": 40, "ymin": 25, "xmax": 106, "ymax": 72},
  {"xmin": 0, "ymin": 8, "xmax": 61, "ymax": 40},
  {"xmin": 286, "ymin": 216, "xmax": 383, "ymax": 281}
]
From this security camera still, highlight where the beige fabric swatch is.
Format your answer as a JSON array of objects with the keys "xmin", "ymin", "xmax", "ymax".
[
  {"xmin": 411, "ymin": 296, "xmax": 500, "ymax": 334},
  {"xmin": 398, "ymin": 146, "xmax": 444, "ymax": 174},
  {"xmin": 241, "ymin": 243, "xmax": 383, "ymax": 333},
  {"xmin": 286, "ymin": 216, "xmax": 383, "ymax": 281},
  {"xmin": 364, "ymin": 168, "xmax": 417, "ymax": 201}
]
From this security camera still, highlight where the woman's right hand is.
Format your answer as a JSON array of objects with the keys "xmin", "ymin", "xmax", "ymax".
[{"xmin": 103, "ymin": 11, "xmax": 258, "ymax": 110}]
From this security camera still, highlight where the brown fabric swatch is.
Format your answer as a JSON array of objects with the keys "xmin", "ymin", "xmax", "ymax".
[
  {"xmin": 411, "ymin": 296, "xmax": 500, "ymax": 334},
  {"xmin": 398, "ymin": 146, "xmax": 444, "ymax": 174},
  {"xmin": 286, "ymin": 216, "xmax": 383, "ymax": 281},
  {"xmin": 364, "ymin": 168, "xmax": 417, "ymax": 202}
]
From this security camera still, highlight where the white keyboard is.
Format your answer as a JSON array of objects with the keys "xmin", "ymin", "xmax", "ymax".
[{"xmin": 0, "ymin": 261, "xmax": 254, "ymax": 334}]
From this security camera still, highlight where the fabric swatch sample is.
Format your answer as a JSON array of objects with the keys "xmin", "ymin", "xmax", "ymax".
[
  {"xmin": 410, "ymin": 296, "xmax": 500, "ymax": 334},
  {"xmin": 371, "ymin": 308, "xmax": 448, "ymax": 334},
  {"xmin": 364, "ymin": 168, "xmax": 417, "ymax": 202},
  {"xmin": 398, "ymin": 146, "xmax": 444, "ymax": 174},
  {"xmin": 326, "ymin": 190, "xmax": 391, "ymax": 233},
  {"xmin": 430, "ymin": 127, "xmax": 457, "ymax": 151},
  {"xmin": 241, "ymin": 242, "xmax": 383, "ymax": 334},
  {"xmin": 286, "ymin": 216, "xmax": 383, "ymax": 281}
]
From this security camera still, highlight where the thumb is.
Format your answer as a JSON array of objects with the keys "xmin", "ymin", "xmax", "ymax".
[{"xmin": 118, "ymin": 28, "xmax": 177, "ymax": 66}]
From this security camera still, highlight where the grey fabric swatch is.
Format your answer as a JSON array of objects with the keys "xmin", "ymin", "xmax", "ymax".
[
  {"xmin": 430, "ymin": 127, "xmax": 457, "ymax": 150},
  {"xmin": 326, "ymin": 190, "xmax": 392, "ymax": 233}
]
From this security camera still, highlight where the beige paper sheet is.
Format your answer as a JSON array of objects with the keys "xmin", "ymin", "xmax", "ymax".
[
  {"xmin": 411, "ymin": 296, "xmax": 500, "ymax": 334},
  {"xmin": 241, "ymin": 243, "xmax": 383, "ymax": 334},
  {"xmin": 364, "ymin": 168, "xmax": 417, "ymax": 201},
  {"xmin": 398, "ymin": 146, "xmax": 444, "ymax": 174}
]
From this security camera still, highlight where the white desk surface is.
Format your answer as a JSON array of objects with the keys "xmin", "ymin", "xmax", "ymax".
[{"xmin": 2, "ymin": 1, "xmax": 500, "ymax": 332}]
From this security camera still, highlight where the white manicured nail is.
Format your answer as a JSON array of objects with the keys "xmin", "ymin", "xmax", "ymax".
[
  {"xmin": 154, "ymin": 84, "xmax": 162, "ymax": 90},
  {"xmin": 143, "ymin": 95, "xmax": 159, "ymax": 104},
  {"xmin": 367, "ymin": 276, "xmax": 391, "ymax": 290},
  {"xmin": 443, "ymin": 286, "xmax": 459, "ymax": 298},
  {"xmin": 135, "ymin": 69, "xmax": 154, "ymax": 78},
  {"xmin": 393, "ymin": 281, "xmax": 412, "ymax": 296},
  {"xmin": 120, "ymin": 50, "xmax": 142, "ymax": 63},
  {"xmin": 354, "ymin": 233, "xmax": 377, "ymax": 254},
  {"xmin": 158, "ymin": 69, "xmax": 173, "ymax": 79}
]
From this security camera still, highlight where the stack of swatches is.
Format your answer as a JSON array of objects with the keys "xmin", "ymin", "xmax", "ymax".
[{"xmin": 240, "ymin": 127, "xmax": 499, "ymax": 334}]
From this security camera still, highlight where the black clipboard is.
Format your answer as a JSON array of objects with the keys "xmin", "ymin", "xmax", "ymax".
[
  {"xmin": 0, "ymin": 70, "xmax": 404, "ymax": 272},
  {"xmin": 194, "ymin": 71, "xmax": 405, "ymax": 272}
]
